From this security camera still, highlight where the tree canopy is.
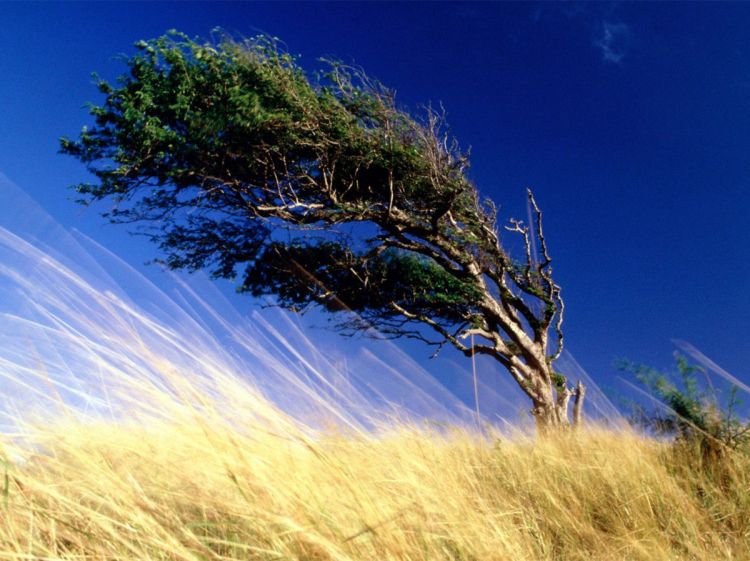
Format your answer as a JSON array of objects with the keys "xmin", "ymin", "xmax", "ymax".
[{"xmin": 61, "ymin": 31, "xmax": 583, "ymax": 430}]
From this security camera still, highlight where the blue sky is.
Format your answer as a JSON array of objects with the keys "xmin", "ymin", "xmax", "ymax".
[{"xmin": 1, "ymin": 2, "xmax": 748, "ymax": 396}]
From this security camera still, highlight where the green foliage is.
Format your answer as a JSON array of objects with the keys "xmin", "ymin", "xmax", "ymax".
[
  {"xmin": 59, "ymin": 31, "xmax": 488, "ymax": 332},
  {"xmin": 241, "ymin": 243, "xmax": 483, "ymax": 322},
  {"xmin": 550, "ymin": 372, "xmax": 567, "ymax": 391},
  {"xmin": 60, "ymin": 30, "xmax": 475, "ymax": 234},
  {"xmin": 618, "ymin": 353, "xmax": 750, "ymax": 457}
]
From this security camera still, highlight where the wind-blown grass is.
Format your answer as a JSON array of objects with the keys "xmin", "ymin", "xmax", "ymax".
[
  {"xmin": 0, "ymin": 178, "xmax": 748, "ymax": 560},
  {"xmin": 2, "ymin": 407, "xmax": 750, "ymax": 560}
]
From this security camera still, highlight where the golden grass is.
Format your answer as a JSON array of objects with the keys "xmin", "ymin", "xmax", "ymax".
[
  {"xmin": 0, "ymin": 225, "xmax": 748, "ymax": 560},
  {"xmin": 4, "ymin": 183, "xmax": 750, "ymax": 560},
  {"xmin": 2, "ymin": 401, "xmax": 750, "ymax": 561}
]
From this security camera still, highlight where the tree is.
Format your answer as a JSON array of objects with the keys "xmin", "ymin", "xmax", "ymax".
[{"xmin": 60, "ymin": 31, "xmax": 585, "ymax": 431}]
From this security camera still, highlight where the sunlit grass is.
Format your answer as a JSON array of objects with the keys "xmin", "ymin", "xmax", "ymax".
[
  {"xmin": 0, "ymin": 195, "xmax": 748, "ymax": 561},
  {"xmin": 2, "ymin": 384, "xmax": 750, "ymax": 560}
]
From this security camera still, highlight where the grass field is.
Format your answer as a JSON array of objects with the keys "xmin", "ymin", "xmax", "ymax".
[
  {"xmin": 1, "ymin": 223, "xmax": 748, "ymax": 561},
  {"xmin": 2, "ymin": 383, "xmax": 749, "ymax": 561}
]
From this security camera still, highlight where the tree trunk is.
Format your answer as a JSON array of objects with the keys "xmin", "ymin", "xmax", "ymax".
[
  {"xmin": 531, "ymin": 379, "xmax": 586, "ymax": 434},
  {"xmin": 572, "ymin": 380, "xmax": 586, "ymax": 429}
]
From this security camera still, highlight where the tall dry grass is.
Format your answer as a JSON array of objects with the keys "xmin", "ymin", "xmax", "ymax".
[
  {"xmin": 1, "ymin": 386, "xmax": 749, "ymax": 561},
  {"xmin": 0, "ymin": 203, "xmax": 748, "ymax": 560}
]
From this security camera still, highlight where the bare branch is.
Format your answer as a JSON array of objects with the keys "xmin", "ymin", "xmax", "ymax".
[
  {"xmin": 504, "ymin": 218, "xmax": 533, "ymax": 286},
  {"xmin": 550, "ymin": 285, "xmax": 565, "ymax": 361},
  {"xmin": 389, "ymin": 302, "xmax": 504, "ymax": 363}
]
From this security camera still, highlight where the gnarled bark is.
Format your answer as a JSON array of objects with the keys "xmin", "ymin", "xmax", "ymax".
[{"xmin": 533, "ymin": 378, "xmax": 587, "ymax": 433}]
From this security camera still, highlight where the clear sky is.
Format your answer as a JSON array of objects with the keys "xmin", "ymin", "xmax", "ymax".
[{"xmin": 1, "ymin": 2, "xmax": 748, "ymax": 394}]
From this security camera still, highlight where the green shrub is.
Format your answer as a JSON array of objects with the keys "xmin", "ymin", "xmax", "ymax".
[{"xmin": 618, "ymin": 353, "xmax": 750, "ymax": 460}]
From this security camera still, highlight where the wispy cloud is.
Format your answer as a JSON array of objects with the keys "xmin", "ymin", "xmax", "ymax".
[
  {"xmin": 532, "ymin": 4, "xmax": 633, "ymax": 65},
  {"xmin": 593, "ymin": 21, "xmax": 631, "ymax": 64}
]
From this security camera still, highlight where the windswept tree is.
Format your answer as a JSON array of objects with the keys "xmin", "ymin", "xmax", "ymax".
[{"xmin": 61, "ymin": 31, "xmax": 585, "ymax": 431}]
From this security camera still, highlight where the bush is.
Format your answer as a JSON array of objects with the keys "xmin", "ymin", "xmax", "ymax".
[{"xmin": 618, "ymin": 353, "xmax": 750, "ymax": 460}]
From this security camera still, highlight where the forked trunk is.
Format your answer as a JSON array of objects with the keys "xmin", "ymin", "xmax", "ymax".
[
  {"xmin": 532, "ymin": 400, "xmax": 569, "ymax": 433},
  {"xmin": 531, "ymin": 379, "xmax": 586, "ymax": 434}
]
